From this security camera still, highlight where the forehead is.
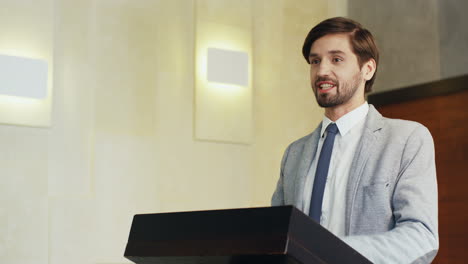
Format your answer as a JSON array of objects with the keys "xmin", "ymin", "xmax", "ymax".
[{"xmin": 309, "ymin": 33, "xmax": 353, "ymax": 55}]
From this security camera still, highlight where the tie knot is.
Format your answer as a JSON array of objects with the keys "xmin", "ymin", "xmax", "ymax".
[{"xmin": 326, "ymin": 123, "xmax": 338, "ymax": 134}]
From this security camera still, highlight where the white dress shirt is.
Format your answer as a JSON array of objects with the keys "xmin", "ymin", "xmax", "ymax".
[{"xmin": 302, "ymin": 102, "xmax": 369, "ymax": 236}]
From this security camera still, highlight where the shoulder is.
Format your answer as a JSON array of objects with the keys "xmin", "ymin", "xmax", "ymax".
[
  {"xmin": 381, "ymin": 116, "xmax": 433, "ymax": 143},
  {"xmin": 383, "ymin": 117, "xmax": 431, "ymax": 137},
  {"xmin": 367, "ymin": 105, "xmax": 433, "ymax": 143},
  {"xmin": 279, "ymin": 125, "xmax": 321, "ymax": 166},
  {"xmin": 368, "ymin": 113, "xmax": 435, "ymax": 168},
  {"xmin": 285, "ymin": 125, "xmax": 320, "ymax": 152}
]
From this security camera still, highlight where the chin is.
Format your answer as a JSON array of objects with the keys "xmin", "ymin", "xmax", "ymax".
[
  {"xmin": 316, "ymin": 94, "xmax": 340, "ymax": 108},
  {"xmin": 318, "ymin": 101, "xmax": 340, "ymax": 108}
]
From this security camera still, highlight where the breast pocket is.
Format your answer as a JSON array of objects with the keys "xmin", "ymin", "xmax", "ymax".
[
  {"xmin": 357, "ymin": 181, "xmax": 393, "ymax": 232},
  {"xmin": 363, "ymin": 181, "xmax": 391, "ymax": 198}
]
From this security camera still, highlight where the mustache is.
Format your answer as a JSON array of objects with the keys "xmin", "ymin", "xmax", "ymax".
[{"xmin": 315, "ymin": 77, "xmax": 338, "ymax": 86}]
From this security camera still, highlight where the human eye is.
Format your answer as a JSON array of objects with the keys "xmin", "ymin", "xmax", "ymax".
[
  {"xmin": 332, "ymin": 57, "xmax": 343, "ymax": 63},
  {"xmin": 310, "ymin": 58, "xmax": 320, "ymax": 65}
]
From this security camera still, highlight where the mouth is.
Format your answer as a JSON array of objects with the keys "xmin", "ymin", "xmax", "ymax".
[{"xmin": 316, "ymin": 81, "xmax": 336, "ymax": 93}]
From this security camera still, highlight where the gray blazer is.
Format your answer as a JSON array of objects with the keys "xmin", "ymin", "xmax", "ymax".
[{"xmin": 272, "ymin": 105, "xmax": 438, "ymax": 264}]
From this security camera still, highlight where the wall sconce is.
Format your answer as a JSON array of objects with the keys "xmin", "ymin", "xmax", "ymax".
[
  {"xmin": 207, "ymin": 48, "xmax": 248, "ymax": 87},
  {"xmin": 0, "ymin": 54, "xmax": 48, "ymax": 99},
  {"xmin": 194, "ymin": 21, "xmax": 253, "ymax": 144},
  {"xmin": 0, "ymin": 54, "xmax": 51, "ymax": 127}
]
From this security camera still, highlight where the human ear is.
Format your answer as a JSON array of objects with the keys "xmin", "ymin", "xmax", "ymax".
[{"xmin": 362, "ymin": 59, "xmax": 376, "ymax": 81}]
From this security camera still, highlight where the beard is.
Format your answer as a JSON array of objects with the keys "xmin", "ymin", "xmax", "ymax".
[{"xmin": 313, "ymin": 72, "xmax": 363, "ymax": 108}]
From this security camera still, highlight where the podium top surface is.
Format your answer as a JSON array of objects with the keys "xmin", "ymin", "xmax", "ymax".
[{"xmin": 124, "ymin": 206, "xmax": 371, "ymax": 264}]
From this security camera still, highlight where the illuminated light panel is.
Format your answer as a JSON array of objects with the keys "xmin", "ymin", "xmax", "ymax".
[
  {"xmin": 207, "ymin": 48, "xmax": 248, "ymax": 86},
  {"xmin": 0, "ymin": 54, "xmax": 48, "ymax": 99},
  {"xmin": 195, "ymin": 22, "xmax": 253, "ymax": 144}
]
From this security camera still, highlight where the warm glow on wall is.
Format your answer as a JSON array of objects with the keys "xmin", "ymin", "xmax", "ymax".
[{"xmin": 195, "ymin": 22, "xmax": 253, "ymax": 144}]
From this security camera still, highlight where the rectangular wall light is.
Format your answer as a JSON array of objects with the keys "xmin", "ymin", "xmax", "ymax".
[
  {"xmin": 0, "ymin": 54, "xmax": 48, "ymax": 99},
  {"xmin": 195, "ymin": 22, "xmax": 253, "ymax": 144},
  {"xmin": 207, "ymin": 48, "xmax": 248, "ymax": 87}
]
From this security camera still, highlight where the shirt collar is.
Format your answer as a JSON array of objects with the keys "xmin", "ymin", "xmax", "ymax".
[{"xmin": 320, "ymin": 102, "xmax": 369, "ymax": 137}]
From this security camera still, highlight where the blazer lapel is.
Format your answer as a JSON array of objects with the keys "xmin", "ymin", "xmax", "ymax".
[
  {"xmin": 345, "ymin": 105, "xmax": 384, "ymax": 234},
  {"xmin": 294, "ymin": 123, "xmax": 322, "ymax": 212}
]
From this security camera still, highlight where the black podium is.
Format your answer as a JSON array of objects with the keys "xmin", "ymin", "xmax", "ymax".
[{"xmin": 124, "ymin": 206, "xmax": 371, "ymax": 264}]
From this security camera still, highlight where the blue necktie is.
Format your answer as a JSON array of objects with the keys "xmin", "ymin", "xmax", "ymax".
[{"xmin": 309, "ymin": 123, "xmax": 339, "ymax": 222}]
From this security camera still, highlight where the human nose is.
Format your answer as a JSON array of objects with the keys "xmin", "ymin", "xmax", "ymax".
[{"xmin": 316, "ymin": 60, "xmax": 331, "ymax": 76}]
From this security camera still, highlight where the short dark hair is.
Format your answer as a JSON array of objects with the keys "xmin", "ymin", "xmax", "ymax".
[{"xmin": 302, "ymin": 17, "xmax": 379, "ymax": 93}]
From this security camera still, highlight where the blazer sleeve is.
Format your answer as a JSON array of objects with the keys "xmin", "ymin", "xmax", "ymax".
[
  {"xmin": 341, "ymin": 125, "xmax": 439, "ymax": 264},
  {"xmin": 271, "ymin": 144, "xmax": 292, "ymax": 206}
]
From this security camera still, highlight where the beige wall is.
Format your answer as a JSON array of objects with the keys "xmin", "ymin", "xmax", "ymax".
[
  {"xmin": 349, "ymin": 0, "xmax": 441, "ymax": 92},
  {"xmin": 0, "ymin": 0, "xmax": 340, "ymax": 263},
  {"xmin": 251, "ymin": 0, "xmax": 341, "ymax": 205},
  {"xmin": 349, "ymin": 0, "xmax": 468, "ymax": 93}
]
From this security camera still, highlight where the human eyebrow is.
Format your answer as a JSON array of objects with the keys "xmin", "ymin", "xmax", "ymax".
[
  {"xmin": 328, "ymin": 50, "xmax": 345, "ymax": 55},
  {"xmin": 309, "ymin": 50, "xmax": 345, "ymax": 58},
  {"xmin": 309, "ymin": 53, "xmax": 319, "ymax": 59}
]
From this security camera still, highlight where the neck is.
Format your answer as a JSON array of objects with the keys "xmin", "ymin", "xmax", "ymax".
[{"xmin": 324, "ymin": 99, "xmax": 365, "ymax": 121}]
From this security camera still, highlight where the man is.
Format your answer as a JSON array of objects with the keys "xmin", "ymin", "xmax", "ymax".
[{"xmin": 271, "ymin": 17, "xmax": 438, "ymax": 263}]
